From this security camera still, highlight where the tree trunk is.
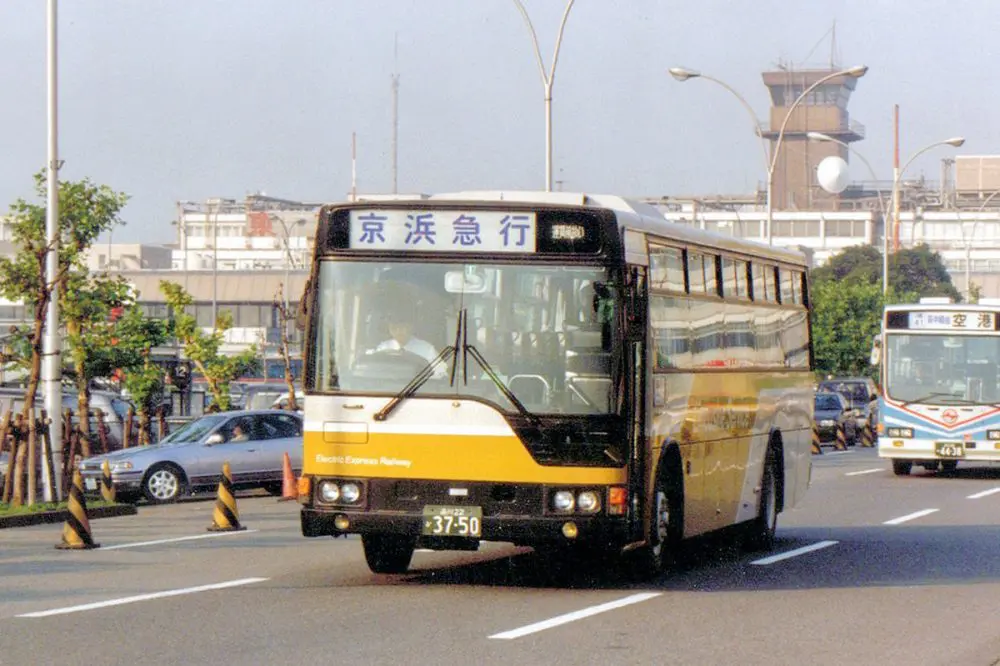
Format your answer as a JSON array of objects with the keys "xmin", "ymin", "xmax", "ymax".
[
  {"xmin": 138, "ymin": 409, "xmax": 151, "ymax": 445},
  {"xmin": 0, "ymin": 411, "xmax": 13, "ymax": 503},
  {"xmin": 74, "ymin": 371, "xmax": 92, "ymax": 458},
  {"xmin": 15, "ymin": 300, "xmax": 48, "ymax": 506}
]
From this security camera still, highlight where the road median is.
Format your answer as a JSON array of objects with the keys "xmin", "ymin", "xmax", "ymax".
[{"xmin": 0, "ymin": 502, "xmax": 137, "ymax": 530}]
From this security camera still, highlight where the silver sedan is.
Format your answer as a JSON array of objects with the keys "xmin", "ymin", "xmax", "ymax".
[{"xmin": 78, "ymin": 409, "xmax": 303, "ymax": 504}]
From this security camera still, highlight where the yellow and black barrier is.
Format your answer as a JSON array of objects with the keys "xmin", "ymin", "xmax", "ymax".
[
  {"xmin": 100, "ymin": 460, "xmax": 116, "ymax": 503},
  {"xmin": 811, "ymin": 426, "xmax": 823, "ymax": 455},
  {"xmin": 861, "ymin": 423, "xmax": 875, "ymax": 448},
  {"xmin": 208, "ymin": 461, "xmax": 246, "ymax": 532},
  {"xmin": 56, "ymin": 470, "xmax": 100, "ymax": 550},
  {"xmin": 834, "ymin": 425, "xmax": 848, "ymax": 451}
]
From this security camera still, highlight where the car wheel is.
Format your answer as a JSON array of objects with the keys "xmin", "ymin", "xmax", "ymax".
[
  {"xmin": 263, "ymin": 482, "xmax": 284, "ymax": 497},
  {"xmin": 745, "ymin": 446, "xmax": 779, "ymax": 551},
  {"xmin": 142, "ymin": 463, "xmax": 186, "ymax": 504},
  {"xmin": 362, "ymin": 534, "xmax": 416, "ymax": 574}
]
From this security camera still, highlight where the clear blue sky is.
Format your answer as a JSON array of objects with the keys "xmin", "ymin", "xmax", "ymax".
[{"xmin": 0, "ymin": 0, "xmax": 992, "ymax": 244}]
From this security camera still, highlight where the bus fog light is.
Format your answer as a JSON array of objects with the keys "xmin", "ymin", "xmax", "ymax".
[
  {"xmin": 319, "ymin": 481, "xmax": 341, "ymax": 503},
  {"xmin": 340, "ymin": 482, "xmax": 362, "ymax": 504},
  {"xmin": 552, "ymin": 490, "xmax": 575, "ymax": 512},
  {"xmin": 334, "ymin": 514, "xmax": 350, "ymax": 530},
  {"xmin": 561, "ymin": 522, "xmax": 578, "ymax": 539},
  {"xmin": 576, "ymin": 491, "xmax": 601, "ymax": 513}
]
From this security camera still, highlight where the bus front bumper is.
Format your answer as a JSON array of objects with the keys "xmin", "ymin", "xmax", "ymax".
[{"xmin": 300, "ymin": 507, "xmax": 630, "ymax": 547}]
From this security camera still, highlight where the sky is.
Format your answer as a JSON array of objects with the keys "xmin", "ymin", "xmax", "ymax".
[{"xmin": 0, "ymin": 0, "xmax": 995, "ymax": 245}]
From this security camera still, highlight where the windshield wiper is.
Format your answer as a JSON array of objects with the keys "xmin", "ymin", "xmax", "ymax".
[
  {"xmin": 901, "ymin": 392, "xmax": 975, "ymax": 407},
  {"xmin": 374, "ymin": 313, "xmax": 464, "ymax": 422},
  {"xmin": 373, "ymin": 345, "xmax": 456, "ymax": 421}
]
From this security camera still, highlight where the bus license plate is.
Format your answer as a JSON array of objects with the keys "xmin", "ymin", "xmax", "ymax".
[
  {"xmin": 422, "ymin": 505, "xmax": 482, "ymax": 537},
  {"xmin": 935, "ymin": 442, "xmax": 965, "ymax": 458}
]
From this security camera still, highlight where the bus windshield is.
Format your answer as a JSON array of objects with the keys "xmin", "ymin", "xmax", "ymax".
[
  {"xmin": 309, "ymin": 260, "xmax": 619, "ymax": 415},
  {"xmin": 885, "ymin": 333, "xmax": 1000, "ymax": 404}
]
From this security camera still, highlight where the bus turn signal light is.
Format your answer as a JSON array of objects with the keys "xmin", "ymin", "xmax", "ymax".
[{"xmin": 609, "ymin": 486, "xmax": 627, "ymax": 516}]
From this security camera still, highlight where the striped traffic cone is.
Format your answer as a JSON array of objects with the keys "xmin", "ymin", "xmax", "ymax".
[
  {"xmin": 861, "ymin": 422, "xmax": 875, "ymax": 448},
  {"xmin": 100, "ymin": 460, "xmax": 116, "ymax": 503},
  {"xmin": 207, "ymin": 461, "xmax": 246, "ymax": 532},
  {"xmin": 834, "ymin": 424, "xmax": 848, "ymax": 451},
  {"xmin": 811, "ymin": 426, "xmax": 823, "ymax": 455},
  {"xmin": 56, "ymin": 470, "xmax": 100, "ymax": 550}
]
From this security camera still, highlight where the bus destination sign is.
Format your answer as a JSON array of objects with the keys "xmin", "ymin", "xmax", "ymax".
[
  {"xmin": 908, "ymin": 311, "xmax": 996, "ymax": 331},
  {"xmin": 349, "ymin": 210, "xmax": 537, "ymax": 253}
]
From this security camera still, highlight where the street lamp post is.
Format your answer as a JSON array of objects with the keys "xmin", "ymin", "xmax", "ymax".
[
  {"xmin": 963, "ymin": 190, "xmax": 1000, "ymax": 300},
  {"xmin": 883, "ymin": 138, "xmax": 965, "ymax": 295},
  {"xmin": 669, "ymin": 65, "xmax": 868, "ymax": 245},
  {"xmin": 807, "ymin": 131, "xmax": 888, "ymax": 242},
  {"xmin": 512, "ymin": 0, "xmax": 576, "ymax": 192},
  {"xmin": 271, "ymin": 216, "xmax": 308, "ymax": 311}
]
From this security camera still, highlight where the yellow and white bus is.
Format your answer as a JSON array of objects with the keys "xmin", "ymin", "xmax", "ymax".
[{"xmin": 298, "ymin": 192, "xmax": 814, "ymax": 574}]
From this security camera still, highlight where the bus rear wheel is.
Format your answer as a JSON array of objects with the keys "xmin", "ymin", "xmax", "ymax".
[
  {"xmin": 362, "ymin": 534, "xmax": 416, "ymax": 574},
  {"xmin": 744, "ymin": 446, "xmax": 779, "ymax": 551},
  {"xmin": 892, "ymin": 460, "xmax": 913, "ymax": 476}
]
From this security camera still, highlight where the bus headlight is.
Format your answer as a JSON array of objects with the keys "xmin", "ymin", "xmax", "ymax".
[
  {"xmin": 318, "ymin": 481, "xmax": 341, "ymax": 503},
  {"xmin": 576, "ymin": 491, "xmax": 601, "ymax": 513},
  {"xmin": 886, "ymin": 427, "xmax": 913, "ymax": 438},
  {"xmin": 987, "ymin": 430, "xmax": 1000, "ymax": 441},
  {"xmin": 340, "ymin": 482, "xmax": 362, "ymax": 504},
  {"xmin": 819, "ymin": 419, "xmax": 836, "ymax": 427},
  {"xmin": 552, "ymin": 490, "xmax": 575, "ymax": 512}
]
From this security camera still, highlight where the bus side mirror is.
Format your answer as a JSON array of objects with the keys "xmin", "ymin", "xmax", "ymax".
[{"xmin": 869, "ymin": 338, "xmax": 882, "ymax": 366}]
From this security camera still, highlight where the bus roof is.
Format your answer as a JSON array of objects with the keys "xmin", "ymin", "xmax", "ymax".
[
  {"xmin": 329, "ymin": 190, "xmax": 809, "ymax": 268},
  {"xmin": 884, "ymin": 303, "xmax": 1000, "ymax": 312}
]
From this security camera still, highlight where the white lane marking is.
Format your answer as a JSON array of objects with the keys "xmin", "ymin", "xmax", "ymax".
[
  {"xmin": 16, "ymin": 578, "xmax": 268, "ymax": 618},
  {"xmin": 967, "ymin": 487, "xmax": 1000, "ymax": 499},
  {"xmin": 845, "ymin": 468, "xmax": 882, "ymax": 476},
  {"xmin": 750, "ymin": 540, "xmax": 839, "ymax": 566},
  {"xmin": 101, "ymin": 530, "xmax": 259, "ymax": 550},
  {"xmin": 824, "ymin": 450, "xmax": 849, "ymax": 456},
  {"xmin": 884, "ymin": 508, "xmax": 938, "ymax": 525},
  {"xmin": 489, "ymin": 592, "xmax": 661, "ymax": 640}
]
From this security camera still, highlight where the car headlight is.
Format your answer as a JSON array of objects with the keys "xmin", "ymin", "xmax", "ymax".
[
  {"xmin": 576, "ymin": 491, "xmax": 601, "ymax": 513},
  {"xmin": 318, "ymin": 480, "xmax": 340, "ymax": 503},
  {"xmin": 552, "ymin": 490, "xmax": 575, "ymax": 512},
  {"xmin": 887, "ymin": 427, "xmax": 914, "ymax": 438},
  {"xmin": 340, "ymin": 482, "xmax": 361, "ymax": 504},
  {"xmin": 110, "ymin": 461, "xmax": 133, "ymax": 471},
  {"xmin": 819, "ymin": 419, "xmax": 836, "ymax": 427}
]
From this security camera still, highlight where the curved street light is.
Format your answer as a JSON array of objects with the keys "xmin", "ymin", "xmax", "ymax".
[
  {"xmin": 512, "ymin": 0, "xmax": 576, "ymax": 192},
  {"xmin": 669, "ymin": 65, "xmax": 867, "ymax": 245},
  {"xmin": 961, "ymin": 189, "xmax": 1000, "ymax": 300},
  {"xmin": 807, "ymin": 131, "xmax": 887, "ymax": 229}
]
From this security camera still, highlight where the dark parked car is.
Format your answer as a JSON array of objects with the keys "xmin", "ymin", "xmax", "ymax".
[
  {"xmin": 817, "ymin": 377, "xmax": 879, "ymax": 430},
  {"xmin": 814, "ymin": 391, "xmax": 858, "ymax": 447},
  {"xmin": 78, "ymin": 409, "xmax": 303, "ymax": 504}
]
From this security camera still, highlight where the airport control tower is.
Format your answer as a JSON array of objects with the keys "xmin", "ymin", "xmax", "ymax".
[{"xmin": 760, "ymin": 64, "xmax": 864, "ymax": 211}]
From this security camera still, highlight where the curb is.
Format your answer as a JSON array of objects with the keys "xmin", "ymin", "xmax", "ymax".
[{"xmin": 0, "ymin": 503, "xmax": 137, "ymax": 530}]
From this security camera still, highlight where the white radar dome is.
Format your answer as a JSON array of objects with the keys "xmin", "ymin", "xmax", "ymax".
[{"xmin": 817, "ymin": 156, "xmax": 850, "ymax": 194}]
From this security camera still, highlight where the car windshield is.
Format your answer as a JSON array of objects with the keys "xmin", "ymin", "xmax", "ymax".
[
  {"xmin": 815, "ymin": 394, "xmax": 842, "ymax": 411},
  {"xmin": 159, "ymin": 414, "xmax": 227, "ymax": 444},
  {"xmin": 309, "ymin": 260, "xmax": 619, "ymax": 416}
]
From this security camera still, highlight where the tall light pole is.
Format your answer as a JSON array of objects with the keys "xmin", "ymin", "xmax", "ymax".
[
  {"xmin": 807, "ymin": 131, "xmax": 887, "ymax": 238},
  {"xmin": 669, "ymin": 65, "xmax": 868, "ymax": 245},
  {"xmin": 961, "ymin": 189, "xmax": 1000, "ymax": 300},
  {"xmin": 512, "ymin": 0, "xmax": 576, "ymax": 192},
  {"xmin": 271, "ymin": 216, "xmax": 307, "ymax": 311},
  {"xmin": 43, "ymin": 0, "xmax": 62, "ymax": 502},
  {"xmin": 880, "ymin": 138, "xmax": 965, "ymax": 295}
]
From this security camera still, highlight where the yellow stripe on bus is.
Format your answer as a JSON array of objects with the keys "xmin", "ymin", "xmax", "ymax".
[{"xmin": 303, "ymin": 432, "xmax": 627, "ymax": 485}]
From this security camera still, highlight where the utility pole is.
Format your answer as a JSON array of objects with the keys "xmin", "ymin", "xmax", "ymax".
[{"xmin": 391, "ymin": 34, "xmax": 400, "ymax": 194}]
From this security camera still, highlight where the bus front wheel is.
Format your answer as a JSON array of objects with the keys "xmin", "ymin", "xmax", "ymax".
[
  {"xmin": 892, "ymin": 460, "xmax": 913, "ymax": 476},
  {"xmin": 629, "ymin": 457, "xmax": 683, "ymax": 578},
  {"xmin": 744, "ymin": 446, "xmax": 779, "ymax": 551},
  {"xmin": 362, "ymin": 534, "xmax": 416, "ymax": 574}
]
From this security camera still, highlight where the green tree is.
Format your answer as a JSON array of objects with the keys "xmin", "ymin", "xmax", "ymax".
[
  {"xmin": 810, "ymin": 279, "xmax": 885, "ymax": 377},
  {"xmin": 160, "ymin": 281, "xmax": 259, "ymax": 411},
  {"xmin": 0, "ymin": 172, "xmax": 127, "ymax": 506},
  {"xmin": 811, "ymin": 243, "xmax": 961, "ymax": 302},
  {"xmin": 111, "ymin": 303, "xmax": 171, "ymax": 444}
]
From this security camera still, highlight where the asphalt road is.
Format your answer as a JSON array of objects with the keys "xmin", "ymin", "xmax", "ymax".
[{"xmin": 3, "ymin": 447, "xmax": 1000, "ymax": 666}]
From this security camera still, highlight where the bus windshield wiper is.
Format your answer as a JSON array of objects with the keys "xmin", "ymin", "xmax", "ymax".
[
  {"xmin": 456, "ymin": 310, "xmax": 538, "ymax": 423},
  {"xmin": 901, "ymin": 392, "xmax": 975, "ymax": 407},
  {"xmin": 374, "ymin": 314, "xmax": 464, "ymax": 422}
]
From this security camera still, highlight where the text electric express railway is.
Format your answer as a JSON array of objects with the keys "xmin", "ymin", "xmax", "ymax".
[{"xmin": 297, "ymin": 192, "xmax": 814, "ymax": 574}]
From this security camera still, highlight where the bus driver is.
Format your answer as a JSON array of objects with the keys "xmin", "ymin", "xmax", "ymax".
[{"xmin": 374, "ymin": 310, "xmax": 440, "ymax": 365}]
